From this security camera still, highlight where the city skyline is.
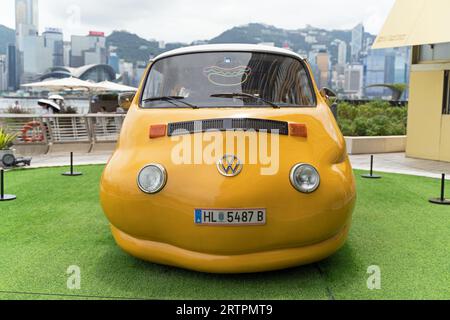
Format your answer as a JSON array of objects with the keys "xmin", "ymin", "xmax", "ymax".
[
  {"xmin": 1, "ymin": 0, "xmax": 410, "ymax": 100},
  {"xmin": 0, "ymin": 0, "xmax": 395, "ymax": 43}
]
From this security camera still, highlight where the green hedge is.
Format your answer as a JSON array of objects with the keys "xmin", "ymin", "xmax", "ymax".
[{"xmin": 337, "ymin": 101, "xmax": 408, "ymax": 137}]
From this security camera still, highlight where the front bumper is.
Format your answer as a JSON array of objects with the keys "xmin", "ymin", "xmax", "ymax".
[{"xmin": 111, "ymin": 223, "xmax": 351, "ymax": 274}]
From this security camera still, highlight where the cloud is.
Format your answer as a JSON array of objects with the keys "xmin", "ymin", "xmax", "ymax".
[{"xmin": 1, "ymin": 0, "xmax": 396, "ymax": 42}]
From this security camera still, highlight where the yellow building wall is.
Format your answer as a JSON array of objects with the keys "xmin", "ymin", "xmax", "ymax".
[
  {"xmin": 406, "ymin": 70, "xmax": 444, "ymax": 160},
  {"xmin": 439, "ymin": 116, "xmax": 450, "ymax": 161}
]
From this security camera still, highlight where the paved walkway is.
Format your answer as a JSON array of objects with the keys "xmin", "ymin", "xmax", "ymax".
[
  {"xmin": 28, "ymin": 152, "xmax": 110, "ymax": 169},
  {"xmin": 350, "ymin": 153, "xmax": 450, "ymax": 179},
  {"xmin": 23, "ymin": 152, "xmax": 450, "ymax": 180}
]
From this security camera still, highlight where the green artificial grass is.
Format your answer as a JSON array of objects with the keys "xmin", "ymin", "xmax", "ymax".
[{"xmin": 0, "ymin": 165, "xmax": 449, "ymax": 300}]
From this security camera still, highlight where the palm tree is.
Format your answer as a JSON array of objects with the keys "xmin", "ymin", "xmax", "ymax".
[{"xmin": 365, "ymin": 83, "xmax": 408, "ymax": 101}]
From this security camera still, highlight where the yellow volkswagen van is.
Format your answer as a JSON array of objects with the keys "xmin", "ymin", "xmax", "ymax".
[{"xmin": 100, "ymin": 44, "xmax": 356, "ymax": 273}]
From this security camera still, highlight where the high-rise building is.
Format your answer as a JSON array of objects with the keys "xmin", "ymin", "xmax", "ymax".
[
  {"xmin": 134, "ymin": 61, "xmax": 147, "ymax": 87},
  {"xmin": 316, "ymin": 50, "xmax": 330, "ymax": 88},
  {"xmin": 17, "ymin": 33, "xmax": 53, "ymax": 83},
  {"xmin": 351, "ymin": 23, "xmax": 364, "ymax": 62},
  {"xmin": 63, "ymin": 42, "xmax": 71, "ymax": 67},
  {"xmin": 14, "ymin": 1, "xmax": 70, "ymax": 84},
  {"xmin": 15, "ymin": 28, "xmax": 64, "ymax": 83},
  {"xmin": 384, "ymin": 51, "xmax": 396, "ymax": 84},
  {"xmin": 344, "ymin": 64, "xmax": 364, "ymax": 98},
  {"xmin": 15, "ymin": 0, "xmax": 39, "ymax": 84},
  {"xmin": 43, "ymin": 28, "xmax": 64, "ymax": 67},
  {"xmin": 15, "ymin": 0, "xmax": 39, "ymax": 38},
  {"xmin": 394, "ymin": 47, "xmax": 411, "ymax": 84},
  {"xmin": 331, "ymin": 63, "xmax": 346, "ymax": 91},
  {"xmin": 119, "ymin": 59, "xmax": 134, "ymax": 86},
  {"xmin": 305, "ymin": 35, "xmax": 317, "ymax": 44},
  {"xmin": 364, "ymin": 48, "xmax": 396, "ymax": 97},
  {"xmin": 70, "ymin": 32, "xmax": 107, "ymax": 67},
  {"xmin": 0, "ymin": 55, "xmax": 7, "ymax": 91},
  {"xmin": 337, "ymin": 41, "xmax": 347, "ymax": 65},
  {"xmin": 108, "ymin": 52, "xmax": 120, "ymax": 74},
  {"xmin": 7, "ymin": 44, "xmax": 18, "ymax": 91}
]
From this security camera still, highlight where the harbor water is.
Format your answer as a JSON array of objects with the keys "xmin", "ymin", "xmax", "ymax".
[{"xmin": 0, "ymin": 97, "xmax": 90, "ymax": 114}]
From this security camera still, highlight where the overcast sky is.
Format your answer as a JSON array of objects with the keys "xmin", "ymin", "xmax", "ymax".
[{"xmin": 1, "ymin": 0, "xmax": 395, "ymax": 42}]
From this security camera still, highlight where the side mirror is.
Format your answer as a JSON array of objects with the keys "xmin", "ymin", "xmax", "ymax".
[
  {"xmin": 320, "ymin": 87, "xmax": 338, "ymax": 105},
  {"xmin": 320, "ymin": 87, "xmax": 337, "ymax": 99},
  {"xmin": 320, "ymin": 88, "xmax": 338, "ymax": 119},
  {"xmin": 118, "ymin": 92, "xmax": 136, "ymax": 110}
]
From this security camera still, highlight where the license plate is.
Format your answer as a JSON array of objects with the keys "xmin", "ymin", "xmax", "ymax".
[{"xmin": 195, "ymin": 209, "xmax": 266, "ymax": 226}]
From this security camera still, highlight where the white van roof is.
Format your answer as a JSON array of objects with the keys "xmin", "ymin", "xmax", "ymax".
[{"xmin": 152, "ymin": 44, "xmax": 305, "ymax": 62}]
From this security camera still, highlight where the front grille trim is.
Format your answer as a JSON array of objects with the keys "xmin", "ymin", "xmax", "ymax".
[{"xmin": 167, "ymin": 118, "xmax": 289, "ymax": 136}]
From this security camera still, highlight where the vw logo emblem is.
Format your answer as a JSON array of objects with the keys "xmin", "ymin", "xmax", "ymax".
[{"xmin": 217, "ymin": 155, "xmax": 243, "ymax": 177}]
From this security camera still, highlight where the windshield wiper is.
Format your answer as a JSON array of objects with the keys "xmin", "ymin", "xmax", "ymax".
[
  {"xmin": 143, "ymin": 96, "xmax": 199, "ymax": 109},
  {"xmin": 210, "ymin": 93, "xmax": 280, "ymax": 108}
]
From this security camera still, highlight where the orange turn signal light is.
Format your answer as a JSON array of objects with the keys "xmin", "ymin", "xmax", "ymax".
[
  {"xmin": 289, "ymin": 123, "xmax": 308, "ymax": 138},
  {"xmin": 149, "ymin": 124, "xmax": 167, "ymax": 139}
]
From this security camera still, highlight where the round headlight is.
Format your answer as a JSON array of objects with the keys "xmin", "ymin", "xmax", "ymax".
[
  {"xmin": 137, "ymin": 164, "xmax": 167, "ymax": 194},
  {"xmin": 290, "ymin": 164, "xmax": 320, "ymax": 193}
]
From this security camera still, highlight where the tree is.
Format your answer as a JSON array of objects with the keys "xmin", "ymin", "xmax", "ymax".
[{"xmin": 365, "ymin": 83, "xmax": 409, "ymax": 101}]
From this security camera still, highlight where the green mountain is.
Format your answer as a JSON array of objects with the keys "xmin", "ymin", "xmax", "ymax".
[
  {"xmin": 106, "ymin": 31, "xmax": 186, "ymax": 63},
  {"xmin": 0, "ymin": 22, "xmax": 374, "ymax": 64},
  {"xmin": 107, "ymin": 23, "xmax": 375, "ymax": 65},
  {"xmin": 210, "ymin": 23, "xmax": 374, "ymax": 63},
  {"xmin": 209, "ymin": 23, "xmax": 373, "ymax": 48},
  {"xmin": 0, "ymin": 25, "xmax": 15, "ymax": 55},
  {"xmin": 210, "ymin": 23, "xmax": 308, "ymax": 47}
]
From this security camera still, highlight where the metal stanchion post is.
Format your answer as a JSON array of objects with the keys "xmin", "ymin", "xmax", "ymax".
[
  {"xmin": 429, "ymin": 174, "xmax": 450, "ymax": 205},
  {"xmin": 362, "ymin": 155, "xmax": 382, "ymax": 179},
  {"xmin": 62, "ymin": 152, "xmax": 83, "ymax": 177},
  {"xmin": 0, "ymin": 169, "xmax": 17, "ymax": 202}
]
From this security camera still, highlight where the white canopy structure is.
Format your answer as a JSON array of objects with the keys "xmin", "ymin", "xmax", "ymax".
[
  {"xmin": 22, "ymin": 78, "xmax": 137, "ymax": 113},
  {"xmin": 96, "ymin": 81, "xmax": 138, "ymax": 92},
  {"xmin": 373, "ymin": 0, "xmax": 450, "ymax": 49},
  {"xmin": 22, "ymin": 78, "xmax": 137, "ymax": 93},
  {"xmin": 21, "ymin": 77, "xmax": 104, "ymax": 92}
]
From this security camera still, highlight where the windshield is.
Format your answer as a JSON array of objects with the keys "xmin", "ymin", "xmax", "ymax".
[{"xmin": 141, "ymin": 52, "xmax": 316, "ymax": 108}]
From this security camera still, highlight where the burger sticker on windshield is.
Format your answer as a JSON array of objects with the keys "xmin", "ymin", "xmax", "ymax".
[{"xmin": 203, "ymin": 65, "xmax": 252, "ymax": 87}]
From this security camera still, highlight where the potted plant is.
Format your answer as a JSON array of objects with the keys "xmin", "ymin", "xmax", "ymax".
[{"xmin": 0, "ymin": 128, "xmax": 18, "ymax": 167}]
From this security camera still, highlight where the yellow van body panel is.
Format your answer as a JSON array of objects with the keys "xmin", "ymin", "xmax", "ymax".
[{"xmin": 100, "ymin": 54, "xmax": 356, "ymax": 273}]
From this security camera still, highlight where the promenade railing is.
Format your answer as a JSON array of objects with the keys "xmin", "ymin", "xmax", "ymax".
[{"xmin": 0, "ymin": 114, "xmax": 126, "ymax": 154}]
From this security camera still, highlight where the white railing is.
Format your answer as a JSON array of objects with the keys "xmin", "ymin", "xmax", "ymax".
[{"xmin": 0, "ymin": 114, "xmax": 126, "ymax": 146}]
